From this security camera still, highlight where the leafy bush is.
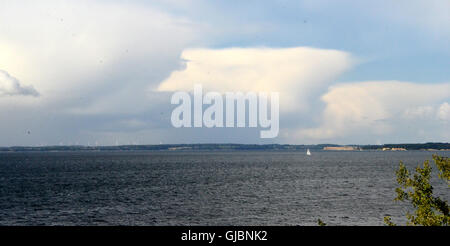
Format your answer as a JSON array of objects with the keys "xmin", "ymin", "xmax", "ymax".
[{"xmin": 385, "ymin": 154, "xmax": 449, "ymax": 226}]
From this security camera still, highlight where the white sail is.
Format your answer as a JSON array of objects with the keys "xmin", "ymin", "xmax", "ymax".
[{"xmin": 306, "ymin": 148, "xmax": 311, "ymax": 156}]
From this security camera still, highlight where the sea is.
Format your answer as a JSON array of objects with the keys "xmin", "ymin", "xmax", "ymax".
[{"xmin": 0, "ymin": 150, "xmax": 448, "ymax": 225}]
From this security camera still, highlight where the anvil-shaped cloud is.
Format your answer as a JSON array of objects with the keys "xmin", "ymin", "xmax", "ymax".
[
  {"xmin": 0, "ymin": 0, "xmax": 449, "ymax": 146},
  {"xmin": 157, "ymin": 47, "xmax": 355, "ymax": 112},
  {"xmin": 157, "ymin": 47, "xmax": 449, "ymax": 143}
]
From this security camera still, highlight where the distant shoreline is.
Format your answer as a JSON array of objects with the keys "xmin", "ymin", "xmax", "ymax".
[{"xmin": 0, "ymin": 143, "xmax": 449, "ymax": 152}]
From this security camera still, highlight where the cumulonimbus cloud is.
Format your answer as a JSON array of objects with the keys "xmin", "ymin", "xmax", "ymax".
[
  {"xmin": 157, "ymin": 47, "xmax": 355, "ymax": 112},
  {"xmin": 157, "ymin": 47, "xmax": 450, "ymax": 144},
  {"xmin": 0, "ymin": 70, "xmax": 39, "ymax": 97}
]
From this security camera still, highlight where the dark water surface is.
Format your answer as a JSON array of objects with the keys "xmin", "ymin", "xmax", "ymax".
[{"xmin": 0, "ymin": 150, "xmax": 448, "ymax": 225}]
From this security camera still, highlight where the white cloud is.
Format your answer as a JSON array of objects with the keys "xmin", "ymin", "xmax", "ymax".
[
  {"xmin": 0, "ymin": 0, "xmax": 199, "ymax": 106},
  {"xmin": 437, "ymin": 102, "xmax": 450, "ymax": 121},
  {"xmin": 157, "ymin": 47, "xmax": 354, "ymax": 112},
  {"xmin": 294, "ymin": 81, "xmax": 450, "ymax": 142},
  {"xmin": 402, "ymin": 106, "xmax": 435, "ymax": 119},
  {"xmin": 0, "ymin": 0, "xmax": 448, "ymax": 145},
  {"xmin": 0, "ymin": 0, "xmax": 202, "ymax": 145},
  {"xmin": 0, "ymin": 70, "xmax": 39, "ymax": 97}
]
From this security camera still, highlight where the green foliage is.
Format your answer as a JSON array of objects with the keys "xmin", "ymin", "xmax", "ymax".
[
  {"xmin": 317, "ymin": 219, "xmax": 327, "ymax": 226},
  {"xmin": 384, "ymin": 154, "xmax": 449, "ymax": 226},
  {"xmin": 383, "ymin": 216, "xmax": 396, "ymax": 226},
  {"xmin": 434, "ymin": 155, "xmax": 450, "ymax": 186}
]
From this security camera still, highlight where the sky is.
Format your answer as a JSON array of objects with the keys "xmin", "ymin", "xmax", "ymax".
[{"xmin": 0, "ymin": 0, "xmax": 449, "ymax": 146}]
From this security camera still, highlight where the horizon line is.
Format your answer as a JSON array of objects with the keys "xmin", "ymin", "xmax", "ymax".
[{"xmin": 1, "ymin": 142, "xmax": 449, "ymax": 149}]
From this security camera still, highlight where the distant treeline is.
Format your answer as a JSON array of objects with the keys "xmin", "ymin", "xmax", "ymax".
[
  {"xmin": 0, "ymin": 144, "xmax": 325, "ymax": 152},
  {"xmin": 0, "ymin": 143, "xmax": 448, "ymax": 152},
  {"xmin": 362, "ymin": 142, "xmax": 450, "ymax": 150}
]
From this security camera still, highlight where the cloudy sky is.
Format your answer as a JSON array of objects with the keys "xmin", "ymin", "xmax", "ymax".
[{"xmin": 0, "ymin": 0, "xmax": 449, "ymax": 146}]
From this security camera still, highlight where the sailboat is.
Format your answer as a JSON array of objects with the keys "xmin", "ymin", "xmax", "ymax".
[{"xmin": 306, "ymin": 148, "xmax": 311, "ymax": 156}]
